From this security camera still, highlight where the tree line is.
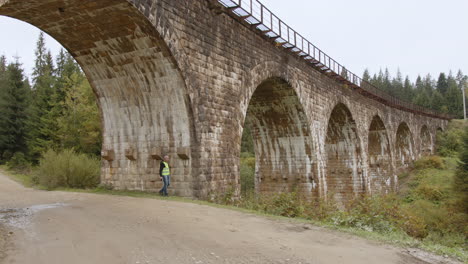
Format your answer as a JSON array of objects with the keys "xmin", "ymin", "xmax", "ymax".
[
  {"xmin": 0, "ymin": 32, "xmax": 101, "ymax": 164},
  {"xmin": 363, "ymin": 68, "xmax": 467, "ymax": 118}
]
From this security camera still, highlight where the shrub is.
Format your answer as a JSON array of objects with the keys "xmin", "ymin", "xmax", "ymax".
[
  {"xmin": 414, "ymin": 156, "xmax": 445, "ymax": 170},
  {"xmin": 453, "ymin": 127, "xmax": 468, "ymax": 213},
  {"xmin": 399, "ymin": 210, "xmax": 428, "ymax": 239},
  {"xmin": 404, "ymin": 200, "xmax": 454, "ymax": 234},
  {"xmin": 240, "ymin": 152, "xmax": 254, "ymax": 159},
  {"xmin": 303, "ymin": 195, "xmax": 339, "ymax": 221},
  {"xmin": 35, "ymin": 149, "xmax": 100, "ymax": 189},
  {"xmin": 6, "ymin": 152, "xmax": 30, "ymax": 171},
  {"xmin": 240, "ymin": 155, "xmax": 256, "ymax": 195},
  {"xmin": 240, "ymin": 162, "xmax": 255, "ymax": 194},
  {"xmin": 264, "ymin": 192, "xmax": 304, "ymax": 217},
  {"xmin": 414, "ymin": 184, "xmax": 445, "ymax": 201},
  {"xmin": 335, "ymin": 195, "xmax": 403, "ymax": 233},
  {"xmin": 1, "ymin": 150, "xmax": 13, "ymax": 161},
  {"xmin": 436, "ymin": 123, "xmax": 465, "ymax": 157}
]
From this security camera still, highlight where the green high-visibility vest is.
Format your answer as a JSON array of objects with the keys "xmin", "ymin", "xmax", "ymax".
[{"xmin": 162, "ymin": 161, "xmax": 170, "ymax": 176}]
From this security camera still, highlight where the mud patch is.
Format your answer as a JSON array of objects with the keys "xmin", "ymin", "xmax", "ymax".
[{"xmin": 0, "ymin": 203, "xmax": 66, "ymax": 229}]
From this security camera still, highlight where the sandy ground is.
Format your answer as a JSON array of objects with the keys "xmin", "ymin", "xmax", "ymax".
[{"xmin": 0, "ymin": 172, "xmax": 461, "ymax": 264}]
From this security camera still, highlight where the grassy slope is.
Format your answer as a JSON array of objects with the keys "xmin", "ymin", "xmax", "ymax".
[{"xmin": 397, "ymin": 157, "xmax": 467, "ymax": 260}]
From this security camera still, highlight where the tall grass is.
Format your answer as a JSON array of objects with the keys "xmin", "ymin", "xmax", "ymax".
[{"xmin": 34, "ymin": 149, "xmax": 100, "ymax": 189}]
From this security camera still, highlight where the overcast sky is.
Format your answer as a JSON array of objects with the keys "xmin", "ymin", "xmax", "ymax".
[{"xmin": 0, "ymin": 0, "xmax": 467, "ymax": 82}]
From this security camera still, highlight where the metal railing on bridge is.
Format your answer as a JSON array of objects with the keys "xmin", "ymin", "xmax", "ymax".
[{"xmin": 217, "ymin": 0, "xmax": 451, "ymax": 120}]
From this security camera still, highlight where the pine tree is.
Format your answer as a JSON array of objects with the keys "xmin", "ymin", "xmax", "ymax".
[
  {"xmin": 27, "ymin": 32, "xmax": 58, "ymax": 160},
  {"xmin": 391, "ymin": 69, "xmax": 404, "ymax": 99},
  {"xmin": 430, "ymin": 91, "xmax": 445, "ymax": 113},
  {"xmin": 0, "ymin": 58, "xmax": 31, "ymax": 160},
  {"xmin": 445, "ymin": 73, "xmax": 463, "ymax": 118},
  {"xmin": 0, "ymin": 56, "xmax": 8, "ymax": 158},
  {"xmin": 436, "ymin": 73, "xmax": 449, "ymax": 95},
  {"xmin": 403, "ymin": 76, "xmax": 414, "ymax": 101},
  {"xmin": 54, "ymin": 49, "xmax": 81, "ymax": 104},
  {"xmin": 362, "ymin": 69, "xmax": 371, "ymax": 82},
  {"xmin": 0, "ymin": 55, "xmax": 6, "ymax": 73},
  {"xmin": 57, "ymin": 72, "xmax": 101, "ymax": 155},
  {"xmin": 413, "ymin": 90, "xmax": 431, "ymax": 109}
]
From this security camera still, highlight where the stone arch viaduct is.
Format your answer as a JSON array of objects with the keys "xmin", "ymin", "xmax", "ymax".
[{"xmin": 0, "ymin": 0, "xmax": 448, "ymax": 202}]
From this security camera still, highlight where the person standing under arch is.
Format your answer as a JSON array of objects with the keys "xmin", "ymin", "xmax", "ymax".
[{"xmin": 159, "ymin": 155, "xmax": 171, "ymax": 196}]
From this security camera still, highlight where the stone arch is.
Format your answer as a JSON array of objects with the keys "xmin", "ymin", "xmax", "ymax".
[
  {"xmin": 420, "ymin": 125, "xmax": 432, "ymax": 155},
  {"xmin": 325, "ymin": 103, "xmax": 364, "ymax": 204},
  {"xmin": 240, "ymin": 61, "xmax": 298, "ymax": 118},
  {"xmin": 0, "ymin": 0, "xmax": 197, "ymax": 196},
  {"xmin": 395, "ymin": 122, "xmax": 415, "ymax": 170},
  {"xmin": 367, "ymin": 115, "xmax": 393, "ymax": 194},
  {"xmin": 244, "ymin": 77, "xmax": 315, "ymax": 195}
]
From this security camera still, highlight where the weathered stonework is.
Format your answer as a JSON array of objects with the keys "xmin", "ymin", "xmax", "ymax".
[{"xmin": 0, "ymin": 0, "xmax": 448, "ymax": 201}]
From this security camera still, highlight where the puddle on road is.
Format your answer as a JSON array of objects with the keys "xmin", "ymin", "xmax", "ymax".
[{"xmin": 0, "ymin": 203, "xmax": 66, "ymax": 229}]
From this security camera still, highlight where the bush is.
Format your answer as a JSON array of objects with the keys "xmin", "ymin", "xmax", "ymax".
[
  {"xmin": 303, "ymin": 195, "xmax": 339, "ymax": 221},
  {"xmin": 240, "ymin": 152, "xmax": 254, "ymax": 159},
  {"xmin": 453, "ymin": 127, "xmax": 468, "ymax": 213},
  {"xmin": 1, "ymin": 150, "xmax": 13, "ymax": 161},
  {"xmin": 399, "ymin": 209, "xmax": 428, "ymax": 239},
  {"xmin": 263, "ymin": 192, "xmax": 304, "ymax": 217},
  {"xmin": 240, "ymin": 154, "xmax": 256, "ymax": 195},
  {"xmin": 240, "ymin": 162, "xmax": 255, "ymax": 194},
  {"xmin": 414, "ymin": 156, "xmax": 445, "ymax": 170},
  {"xmin": 436, "ymin": 122, "xmax": 466, "ymax": 157},
  {"xmin": 35, "ymin": 149, "xmax": 100, "ymax": 189},
  {"xmin": 6, "ymin": 152, "xmax": 31, "ymax": 171},
  {"xmin": 332, "ymin": 195, "xmax": 403, "ymax": 233},
  {"xmin": 414, "ymin": 184, "xmax": 445, "ymax": 201}
]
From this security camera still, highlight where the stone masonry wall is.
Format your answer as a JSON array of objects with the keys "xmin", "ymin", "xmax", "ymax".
[{"xmin": 0, "ymin": 0, "xmax": 448, "ymax": 200}]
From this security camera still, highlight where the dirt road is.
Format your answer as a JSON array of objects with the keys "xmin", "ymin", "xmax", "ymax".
[{"xmin": 0, "ymin": 172, "xmax": 458, "ymax": 264}]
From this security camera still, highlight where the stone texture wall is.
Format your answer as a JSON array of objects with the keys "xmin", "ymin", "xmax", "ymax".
[
  {"xmin": 246, "ymin": 78, "xmax": 315, "ymax": 195},
  {"xmin": 0, "ymin": 0, "xmax": 448, "ymax": 201},
  {"xmin": 368, "ymin": 116, "xmax": 394, "ymax": 195}
]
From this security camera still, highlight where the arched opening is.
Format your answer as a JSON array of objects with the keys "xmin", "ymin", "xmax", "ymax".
[
  {"xmin": 395, "ymin": 122, "xmax": 415, "ymax": 170},
  {"xmin": 242, "ymin": 78, "xmax": 315, "ymax": 196},
  {"xmin": 0, "ymin": 1, "xmax": 194, "ymax": 196},
  {"xmin": 325, "ymin": 103, "xmax": 363, "ymax": 204},
  {"xmin": 367, "ymin": 116, "xmax": 393, "ymax": 194},
  {"xmin": 420, "ymin": 125, "xmax": 432, "ymax": 155}
]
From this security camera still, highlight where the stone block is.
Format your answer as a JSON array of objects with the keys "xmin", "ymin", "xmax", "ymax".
[
  {"xmin": 150, "ymin": 147, "xmax": 163, "ymax": 160},
  {"xmin": 177, "ymin": 147, "xmax": 190, "ymax": 160},
  {"xmin": 125, "ymin": 148, "xmax": 137, "ymax": 160},
  {"xmin": 102, "ymin": 149, "xmax": 115, "ymax": 161}
]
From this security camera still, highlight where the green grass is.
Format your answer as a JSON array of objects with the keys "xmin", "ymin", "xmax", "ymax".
[{"xmin": 0, "ymin": 165, "xmax": 35, "ymax": 188}]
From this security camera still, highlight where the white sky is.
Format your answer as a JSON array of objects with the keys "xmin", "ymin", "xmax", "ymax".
[{"xmin": 0, "ymin": 0, "xmax": 467, "ymax": 81}]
